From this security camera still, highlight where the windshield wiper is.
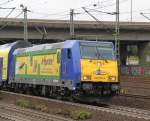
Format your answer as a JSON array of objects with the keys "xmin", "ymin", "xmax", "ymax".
[{"xmin": 96, "ymin": 46, "xmax": 103, "ymax": 59}]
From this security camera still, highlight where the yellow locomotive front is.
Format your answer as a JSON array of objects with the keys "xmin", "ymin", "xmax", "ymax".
[{"xmin": 80, "ymin": 41, "xmax": 119, "ymax": 96}]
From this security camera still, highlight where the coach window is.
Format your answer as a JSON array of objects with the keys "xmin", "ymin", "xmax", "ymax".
[{"xmin": 67, "ymin": 48, "xmax": 71, "ymax": 59}]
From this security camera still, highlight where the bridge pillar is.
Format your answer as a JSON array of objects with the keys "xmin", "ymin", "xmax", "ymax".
[
  {"xmin": 120, "ymin": 41, "xmax": 150, "ymax": 76},
  {"xmin": 120, "ymin": 44, "xmax": 127, "ymax": 66},
  {"xmin": 138, "ymin": 42, "xmax": 150, "ymax": 66}
]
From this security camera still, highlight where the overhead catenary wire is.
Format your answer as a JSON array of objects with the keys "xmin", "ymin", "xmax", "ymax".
[
  {"xmin": 97, "ymin": 0, "xmax": 114, "ymax": 4},
  {"xmin": 140, "ymin": 12, "xmax": 150, "ymax": 16},
  {"xmin": 14, "ymin": 11, "xmax": 23, "ymax": 18},
  {"xmin": 87, "ymin": 8, "xmax": 116, "ymax": 15},
  {"xmin": 0, "ymin": 0, "xmax": 146, "ymax": 21},
  {"xmin": 0, "ymin": 0, "xmax": 14, "ymax": 6},
  {"xmin": 140, "ymin": 12, "xmax": 150, "ymax": 21},
  {"xmin": 96, "ymin": 0, "xmax": 128, "ymax": 9},
  {"xmin": 83, "ymin": 6, "xmax": 150, "ymax": 21},
  {"xmin": 0, "ymin": 10, "xmax": 23, "ymax": 31},
  {"xmin": 19, "ymin": 0, "xmax": 118, "ymax": 20},
  {"xmin": 0, "ymin": 0, "xmax": 114, "ymax": 20},
  {"xmin": 25, "ymin": 2, "xmax": 99, "ymax": 19},
  {"xmin": 82, "ymin": 7, "xmax": 115, "ymax": 34},
  {"xmin": 0, "ymin": 5, "xmax": 16, "ymax": 44},
  {"xmin": 27, "ymin": 5, "xmax": 150, "ymax": 20},
  {"xmin": 0, "ymin": 10, "xmax": 24, "ymax": 44},
  {"xmin": 0, "ymin": 7, "xmax": 15, "ymax": 10},
  {"xmin": 0, "ymin": 8, "xmax": 15, "ymax": 21},
  {"xmin": 0, "ymin": 7, "xmax": 15, "ymax": 19},
  {"xmin": 120, "ymin": 9, "xmax": 150, "ymax": 14}
]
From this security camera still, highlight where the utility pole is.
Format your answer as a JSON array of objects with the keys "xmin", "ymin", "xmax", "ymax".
[
  {"xmin": 70, "ymin": 9, "xmax": 74, "ymax": 39},
  {"xmin": 131, "ymin": 0, "xmax": 133, "ymax": 21},
  {"xmin": 20, "ymin": 4, "xmax": 30, "ymax": 41},
  {"xmin": 115, "ymin": 0, "xmax": 120, "ymax": 63}
]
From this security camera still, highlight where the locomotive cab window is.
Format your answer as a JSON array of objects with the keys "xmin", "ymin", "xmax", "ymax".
[
  {"xmin": 67, "ymin": 48, "xmax": 71, "ymax": 59},
  {"xmin": 80, "ymin": 44, "xmax": 115, "ymax": 60}
]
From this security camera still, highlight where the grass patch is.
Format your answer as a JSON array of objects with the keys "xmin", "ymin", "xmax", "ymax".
[
  {"xmin": 16, "ymin": 99, "xmax": 34, "ymax": 108},
  {"xmin": 70, "ymin": 110, "xmax": 92, "ymax": 120},
  {"xmin": 56, "ymin": 109, "xmax": 92, "ymax": 120},
  {"xmin": 16, "ymin": 99, "xmax": 92, "ymax": 120},
  {"xmin": 16, "ymin": 99, "xmax": 49, "ymax": 112}
]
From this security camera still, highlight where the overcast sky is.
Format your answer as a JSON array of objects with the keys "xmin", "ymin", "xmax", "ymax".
[{"xmin": 1, "ymin": 0, "xmax": 150, "ymax": 22}]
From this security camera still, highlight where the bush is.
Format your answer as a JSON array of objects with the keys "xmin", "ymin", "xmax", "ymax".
[
  {"xmin": 16, "ymin": 99, "xmax": 49, "ymax": 113},
  {"xmin": 70, "ymin": 110, "xmax": 92, "ymax": 120},
  {"xmin": 55, "ymin": 109, "xmax": 92, "ymax": 120},
  {"xmin": 16, "ymin": 99, "xmax": 34, "ymax": 109}
]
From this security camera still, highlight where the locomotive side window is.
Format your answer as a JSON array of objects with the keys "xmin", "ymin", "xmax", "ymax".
[{"xmin": 67, "ymin": 48, "xmax": 71, "ymax": 59}]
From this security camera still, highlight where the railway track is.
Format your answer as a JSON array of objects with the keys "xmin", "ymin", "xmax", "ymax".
[
  {"xmin": 119, "ymin": 93, "xmax": 150, "ymax": 100},
  {"xmin": 120, "ymin": 76, "xmax": 150, "ymax": 100},
  {"xmin": 109, "ymin": 105, "xmax": 150, "ymax": 120},
  {"xmin": 1, "ymin": 91, "xmax": 150, "ymax": 121},
  {"xmin": 0, "ymin": 101, "xmax": 73, "ymax": 121},
  {"xmin": 0, "ymin": 116, "xmax": 12, "ymax": 121}
]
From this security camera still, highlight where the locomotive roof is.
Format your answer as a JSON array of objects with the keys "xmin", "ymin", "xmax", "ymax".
[
  {"xmin": 13, "ymin": 41, "xmax": 65, "ymax": 55},
  {"xmin": 0, "ymin": 42, "xmax": 17, "ymax": 50},
  {"xmin": 26, "ymin": 42, "xmax": 64, "ymax": 51},
  {"xmin": 79, "ymin": 40, "xmax": 114, "ymax": 47},
  {"xmin": 13, "ymin": 40, "xmax": 114, "ymax": 55},
  {"xmin": 0, "ymin": 40, "xmax": 31, "ymax": 51}
]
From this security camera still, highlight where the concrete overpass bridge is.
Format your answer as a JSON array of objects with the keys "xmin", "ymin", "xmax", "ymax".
[{"xmin": 0, "ymin": 18, "xmax": 150, "ymax": 43}]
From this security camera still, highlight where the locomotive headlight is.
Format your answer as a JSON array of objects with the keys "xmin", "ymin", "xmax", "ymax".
[
  {"xmin": 83, "ymin": 76, "xmax": 88, "ymax": 80},
  {"xmin": 109, "ymin": 76, "xmax": 116, "ymax": 81},
  {"xmin": 83, "ymin": 75, "xmax": 91, "ymax": 80}
]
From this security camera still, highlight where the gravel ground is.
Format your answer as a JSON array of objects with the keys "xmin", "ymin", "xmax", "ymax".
[
  {"xmin": 111, "ymin": 76, "xmax": 150, "ymax": 110},
  {"xmin": 0, "ymin": 91, "xmax": 148, "ymax": 121},
  {"xmin": 109, "ymin": 95, "xmax": 150, "ymax": 110},
  {"xmin": 0, "ymin": 116, "xmax": 13, "ymax": 121}
]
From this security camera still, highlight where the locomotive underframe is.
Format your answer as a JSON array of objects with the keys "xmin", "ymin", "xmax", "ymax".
[{"xmin": 1, "ymin": 79, "xmax": 120, "ymax": 100}]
